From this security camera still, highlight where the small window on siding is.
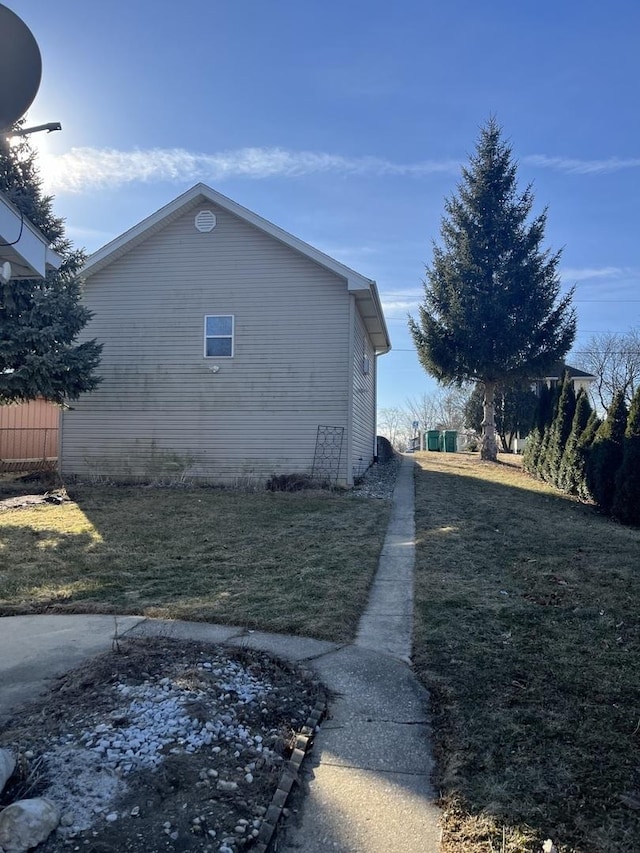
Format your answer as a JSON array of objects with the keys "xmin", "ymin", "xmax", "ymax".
[{"xmin": 204, "ymin": 315, "xmax": 234, "ymax": 357}]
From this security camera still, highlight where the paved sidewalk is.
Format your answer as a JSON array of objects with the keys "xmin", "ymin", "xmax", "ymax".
[
  {"xmin": 355, "ymin": 453, "xmax": 416, "ymax": 663},
  {"xmin": 0, "ymin": 455, "xmax": 441, "ymax": 851},
  {"xmin": 278, "ymin": 454, "xmax": 441, "ymax": 852}
]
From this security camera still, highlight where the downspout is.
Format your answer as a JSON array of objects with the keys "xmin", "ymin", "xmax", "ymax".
[
  {"xmin": 57, "ymin": 406, "xmax": 63, "ymax": 480},
  {"xmin": 346, "ymin": 294, "xmax": 355, "ymax": 486},
  {"xmin": 373, "ymin": 352, "xmax": 378, "ymax": 462}
]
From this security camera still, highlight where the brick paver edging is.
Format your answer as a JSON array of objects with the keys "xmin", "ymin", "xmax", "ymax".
[{"xmin": 252, "ymin": 693, "xmax": 327, "ymax": 852}]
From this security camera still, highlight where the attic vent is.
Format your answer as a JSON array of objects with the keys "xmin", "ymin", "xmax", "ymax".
[{"xmin": 195, "ymin": 210, "xmax": 217, "ymax": 232}]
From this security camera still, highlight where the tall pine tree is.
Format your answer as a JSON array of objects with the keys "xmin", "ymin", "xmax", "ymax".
[
  {"xmin": 409, "ymin": 119, "xmax": 576, "ymax": 461},
  {"xmin": 464, "ymin": 380, "xmax": 537, "ymax": 452},
  {"xmin": 0, "ymin": 130, "xmax": 101, "ymax": 404}
]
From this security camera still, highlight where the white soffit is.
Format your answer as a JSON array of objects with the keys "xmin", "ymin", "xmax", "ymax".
[{"xmin": 0, "ymin": 191, "xmax": 63, "ymax": 279}]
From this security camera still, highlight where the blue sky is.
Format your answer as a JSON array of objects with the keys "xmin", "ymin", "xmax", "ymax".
[{"xmin": 11, "ymin": 0, "xmax": 640, "ymax": 410}]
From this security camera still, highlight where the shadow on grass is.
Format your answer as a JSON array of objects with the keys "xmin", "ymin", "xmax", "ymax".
[
  {"xmin": 0, "ymin": 525, "xmax": 114, "ymax": 614},
  {"xmin": 412, "ymin": 458, "xmax": 640, "ymax": 853}
]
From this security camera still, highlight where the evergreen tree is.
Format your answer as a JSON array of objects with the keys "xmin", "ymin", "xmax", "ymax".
[
  {"xmin": 535, "ymin": 385, "xmax": 559, "ymax": 480},
  {"xmin": 522, "ymin": 427, "xmax": 540, "ymax": 474},
  {"xmin": 534, "ymin": 383, "xmax": 561, "ymax": 480},
  {"xmin": 586, "ymin": 390, "xmax": 628, "ymax": 514},
  {"xmin": 575, "ymin": 410, "xmax": 601, "ymax": 502},
  {"xmin": 0, "ymin": 130, "xmax": 102, "ymax": 404},
  {"xmin": 408, "ymin": 118, "xmax": 576, "ymax": 461},
  {"xmin": 612, "ymin": 385, "xmax": 640, "ymax": 525},
  {"xmin": 542, "ymin": 373, "xmax": 576, "ymax": 487},
  {"xmin": 464, "ymin": 380, "xmax": 537, "ymax": 452},
  {"xmin": 523, "ymin": 384, "xmax": 554, "ymax": 475},
  {"xmin": 558, "ymin": 389, "xmax": 593, "ymax": 494}
]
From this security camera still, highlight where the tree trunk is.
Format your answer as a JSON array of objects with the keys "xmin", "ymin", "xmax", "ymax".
[{"xmin": 481, "ymin": 381, "xmax": 499, "ymax": 461}]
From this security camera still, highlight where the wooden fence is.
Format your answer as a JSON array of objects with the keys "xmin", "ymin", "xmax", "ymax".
[{"xmin": 0, "ymin": 399, "xmax": 59, "ymax": 470}]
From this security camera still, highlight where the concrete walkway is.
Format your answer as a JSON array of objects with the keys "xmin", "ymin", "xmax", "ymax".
[
  {"xmin": 355, "ymin": 454, "xmax": 415, "ymax": 663},
  {"xmin": 278, "ymin": 454, "xmax": 440, "ymax": 852},
  {"xmin": 0, "ymin": 455, "xmax": 441, "ymax": 851}
]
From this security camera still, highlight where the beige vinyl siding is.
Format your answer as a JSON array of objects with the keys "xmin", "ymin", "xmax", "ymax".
[
  {"xmin": 350, "ymin": 303, "xmax": 376, "ymax": 480},
  {"xmin": 62, "ymin": 201, "xmax": 351, "ymax": 484}
]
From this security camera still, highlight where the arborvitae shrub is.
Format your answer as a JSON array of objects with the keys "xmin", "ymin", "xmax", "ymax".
[
  {"xmin": 558, "ymin": 390, "xmax": 593, "ymax": 494},
  {"xmin": 612, "ymin": 386, "xmax": 640, "ymax": 525},
  {"xmin": 524, "ymin": 385, "xmax": 553, "ymax": 475},
  {"xmin": 544, "ymin": 373, "xmax": 576, "ymax": 488},
  {"xmin": 522, "ymin": 426, "xmax": 541, "ymax": 473},
  {"xmin": 586, "ymin": 390, "xmax": 628, "ymax": 514},
  {"xmin": 536, "ymin": 384, "xmax": 561, "ymax": 481},
  {"xmin": 575, "ymin": 411, "xmax": 601, "ymax": 501}
]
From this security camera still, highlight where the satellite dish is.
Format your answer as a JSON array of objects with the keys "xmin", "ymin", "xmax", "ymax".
[{"xmin": 0, "ymin": 4, "xmax": 42, "ymax": 130}]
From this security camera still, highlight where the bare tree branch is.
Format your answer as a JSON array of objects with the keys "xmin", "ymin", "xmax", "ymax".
[
  {"xmin": 377, "ymin": 406, "xmax": 413, "ymax": 451},
  {"xmin": 574, "ymin": 329, "xmax": 640, "ymax": 411}
]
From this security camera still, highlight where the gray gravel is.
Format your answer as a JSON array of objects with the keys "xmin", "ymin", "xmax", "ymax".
[
  {"xmin": 350, "ymin": 455, "xmax": 401, "ymax": 500},
  {"xmin": 39, "ymin": 652, "xmax": 278, "ymax": 839},
  {"xmin": 1, "ymin": 640, "xmax": 321, "ymax": 852}
]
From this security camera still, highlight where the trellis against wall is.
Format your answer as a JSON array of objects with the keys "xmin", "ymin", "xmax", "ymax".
[{"xmin": 311, "ymin": 425, "xmax": 344, "ymax": 484}]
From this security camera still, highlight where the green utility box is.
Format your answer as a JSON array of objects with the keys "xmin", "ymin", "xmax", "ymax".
[
  {"xmin": 427, "ymin": 430, "xmax": 441, "ymax": 451},
  {"xmin": 443, "ymin": 430, "xmax": 458, "ymax": 452}
]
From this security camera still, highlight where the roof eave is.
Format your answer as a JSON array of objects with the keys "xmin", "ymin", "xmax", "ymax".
[
  {"xmin": 0, "ymin": 190, "xmax": 63, "ymax": 279},
  {"xmin": 351, "ymin": 282, "xmax": 391, "ymax": 354}
]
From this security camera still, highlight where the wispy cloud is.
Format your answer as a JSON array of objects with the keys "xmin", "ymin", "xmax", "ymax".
[
  {"xmin": 559, "ymin": 266, "xmax": 629, "ymax": 282},
  {"xmin": 38, "ymin": 144, "xmax": 640, "ymax": 194},
  {"xmin": 65, "ymin": 225, "xmax": 115, "ymax": 242},
  {"xmin": 524, "ymin": 155, "xmax": 640, "ymax": 175},
  {"xmin": 316, "ymin": 244, "xmax": 381, "ymax": 270},
  {"xmin": 319, "ymin": 244, "xmax": 380, "ymax": 258},
  {"xmin": 380, "ymin": 288, "xmax": 423, "ymax": 316},
  {"xmin": 40, "ymin": 146, "xmax": 460, "ymax": 194}
]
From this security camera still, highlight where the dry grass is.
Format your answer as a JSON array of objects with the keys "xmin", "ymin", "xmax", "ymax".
[
  {"xmin": 0, "ymin": 483, "xmax": 391, "ymax": 642},
  {"xmin": 412, "ymin": 451, "xmax": 640, "ymax": 853}
]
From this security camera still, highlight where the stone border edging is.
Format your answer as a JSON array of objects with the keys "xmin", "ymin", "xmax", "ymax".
[{"xmin": 252, "ymin": 693, "xmax": 327, "ymax": 852}]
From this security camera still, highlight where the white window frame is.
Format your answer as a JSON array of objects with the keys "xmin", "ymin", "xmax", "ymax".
[{"xmin": 204, "ymin": 314, "xmax": 234, "ymax": 358}]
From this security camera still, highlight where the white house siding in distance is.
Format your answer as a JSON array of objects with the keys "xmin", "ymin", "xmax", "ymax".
[{"xmin": 62, "ymin": 199, "xmax": 358, "ymax": 485}]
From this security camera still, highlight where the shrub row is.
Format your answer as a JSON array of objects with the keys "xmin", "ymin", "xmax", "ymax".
[{"xmin": 523, "ymin": 374, "xmax": 640, "ymax": 525}]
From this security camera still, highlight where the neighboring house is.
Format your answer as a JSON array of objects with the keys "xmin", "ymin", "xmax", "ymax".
[
  {"xmin": 533, "ymin": 362, "xmax": 597, "ymax": 397},
  {"xmin": 512, "ymin": 363, "xmax": 597, "ymax": 452},
  {"xmin": 60, "ymin": 184, "xmax": 391, "ymax": 486}
]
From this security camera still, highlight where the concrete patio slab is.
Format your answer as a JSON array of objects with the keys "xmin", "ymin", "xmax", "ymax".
[{"xmin": 0, "ymin": 614, "xmax": 145, "ymax": 719}]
